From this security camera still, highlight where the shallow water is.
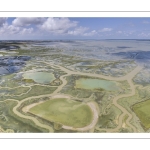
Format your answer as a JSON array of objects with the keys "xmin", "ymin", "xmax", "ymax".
[
  {"xmin": 23, "ymin": 72, "xmax": 55, "ymax": 84},
  {"xmin": 75, "ymin": 78, "xmax": 119, "ymax": 91}
]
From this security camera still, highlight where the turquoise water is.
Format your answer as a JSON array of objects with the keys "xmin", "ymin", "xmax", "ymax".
[
  {"xmin": 23, "ymin": 72, "xmax": 55, "ymax": 84},
  {"xmin": 75, "ymin": 78, "xmax": 119, "ymax": 91}
]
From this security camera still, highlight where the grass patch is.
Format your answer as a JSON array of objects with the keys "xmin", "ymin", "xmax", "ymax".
[
  {"xmin": 29, "ymin": 98, "xmax": 93, "ymax": 128},
  {"xmin": 14, "ymin": 85, "xmax": 57, "ymax": 100},
  {"xmin": 96, "ymin": 104, "xmax": 122, "ymax": 129},
  {"xmin": 0, "ymin": 101, "xmax": 45, "ymax": 132},
  {"xmin": 1, "ymin": 85, "xmax": 57, "ymax": 101},
  {"xmin": 132, "ymin": 99, "xmax": 150, "ymax": 130}
]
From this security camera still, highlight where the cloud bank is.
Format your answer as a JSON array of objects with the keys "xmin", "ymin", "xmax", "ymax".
[{"xmin": 1, "ymin": 17, "xmax": 150, "ymax": 39}]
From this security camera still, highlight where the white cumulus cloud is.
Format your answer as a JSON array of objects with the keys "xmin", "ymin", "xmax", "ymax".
[
  {"xmin": 0, "ymin": 18, "xmax": 7, "ymax": 27},
  {"xmin": 117, "ymin": 31, "xmax": 123, "ymax": 34},
  {"xmin": 68, "ymin": 26, "xmax": 88, "ymax": 35},
  {"xmin": 19, "ymin": 28, "xmax": 34, "ymax": 35},
  {"xmin": 0, "ymin": 17, "xmax": 107, "ymax": 39},
  {"xmin": 39, "ymin": 18, "xmax": 78, "ymax": 34},
  {"xmin": 0, "ymin": 24, "xmax": 20, "ymax": 34},
  {"xmin": 12, "ymin": 17, "xmax": 46, "ymax": 26},
  {"xmin": 0, "ymin": 23, "xmax": 33, "ymax": 36},
  {"xmin": 83, "ymin": 30, "xmax": 97, "ymax": 36},
  {"xmin": 99, "ymin": 28, "xmax": 112, "ymax": 32}
]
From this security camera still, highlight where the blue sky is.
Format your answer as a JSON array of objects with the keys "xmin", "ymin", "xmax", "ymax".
[{"xmin": 0, "ymin": 17, "xmax": 150, "ymax": 40}]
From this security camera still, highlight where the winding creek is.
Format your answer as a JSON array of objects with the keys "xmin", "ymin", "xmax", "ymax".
[{"xmin": 7, "ymin": 61, "xmax": 143, "ymax": 132}]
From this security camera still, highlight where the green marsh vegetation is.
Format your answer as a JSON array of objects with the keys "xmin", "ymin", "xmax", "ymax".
[
  {"xmin": 0, "ymin": 101, "xmax": 45, "ymax": 132},
  {"xmin": 133, "ymin": 99, "xmax": 150, "ymax": 130},
  {"xmin": 30, "ymin": 98, "xmax": 93, "ymax": 128},
  {"xmin": 0, "ymin": 85, "xmax": 56, "ymax": 101}
]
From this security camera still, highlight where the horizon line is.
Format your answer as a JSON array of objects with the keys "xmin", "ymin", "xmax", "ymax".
[{"xmin": 0, "ymin": 39, "xmax": 150, "ymax": 41}]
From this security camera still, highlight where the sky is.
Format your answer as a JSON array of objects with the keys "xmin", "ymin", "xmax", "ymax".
[{"xmin": 1, "ymin": 17, "xmax": 150, "ymax": 40}]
